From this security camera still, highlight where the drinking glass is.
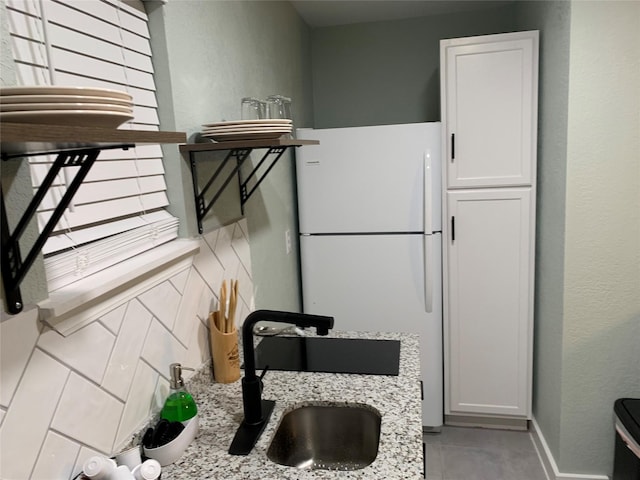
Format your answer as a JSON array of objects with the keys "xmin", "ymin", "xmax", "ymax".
[
  {"xmin": 241, "ymin": 97, "xmax": 266, "ymax": 120},
  {"xmin": 265, "ymin": 95, "xmax": 292, "ymax": 120}
]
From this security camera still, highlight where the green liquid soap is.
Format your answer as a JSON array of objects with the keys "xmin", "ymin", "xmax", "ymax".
[{"xmin": 161, "ymin": 390, "xmax": 197, "ymax": 423}]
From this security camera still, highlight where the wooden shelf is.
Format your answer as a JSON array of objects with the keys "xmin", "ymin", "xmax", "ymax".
[
  {"xmin": 179, "ymin": 138, "xmax": 318, "ymax": 154},
  {"xmin": 1, "ymin": 122, "xmax": 186, "ymax": 158}
]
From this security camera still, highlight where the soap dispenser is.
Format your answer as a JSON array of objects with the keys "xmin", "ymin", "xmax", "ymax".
[{"xmin": 160, "ymin": 363, "xmax": 197, "ymax": 423}]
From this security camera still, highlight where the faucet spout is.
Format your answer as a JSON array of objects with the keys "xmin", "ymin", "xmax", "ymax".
[{"xmin": 229, "ymin": 310, "xmax": 335, "ymax": 455}]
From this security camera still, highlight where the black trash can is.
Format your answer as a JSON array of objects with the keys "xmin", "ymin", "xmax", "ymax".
[{"xmin": 613, "ymin": 398, "xmax": 640, "ymax": 480}]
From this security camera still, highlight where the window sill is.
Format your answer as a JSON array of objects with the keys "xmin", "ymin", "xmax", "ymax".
[{"xmin": 38, "ymin": 238, "xmax": 200, "ymax": 336}]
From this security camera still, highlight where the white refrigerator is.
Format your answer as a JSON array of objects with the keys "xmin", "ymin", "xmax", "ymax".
[{"xmin": 296, "ymin": 123, "xmax": 443, "ymax": 428}]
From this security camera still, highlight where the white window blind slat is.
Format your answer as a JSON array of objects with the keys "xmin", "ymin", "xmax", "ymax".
[
  {"xmin": 42, "ymin": 210, "xmax": 173, "ymax": 254},
  {"xmin": 44, "ymin": 214, "xmax": 179, "ymax": 290},
  {"xmin": 40, "ymin": 175, "xmax": 167, "ymax": 210},
  {"xmin": 6, "ymin": 0, "xmax": 40, "ymax": 15},
  {"xmin": 52, "ymin": 49, "xmax": 155, "ymax": 90},
  {"xmin": 29, "ymin": 158, "xmax": 165, "ymax": 187},
  {"xmin": 37, "ymin": 191, "xmax": 170, "ymax": 232},
  {"xmin": 9, "ymin": 36, "xmax": 47, "ymax": 67},
  {"xmin": 48, "ymin": 24, "xmax": 153, "ymax": 72},
  {"xmin": 47, "ymin": 1, "xmax": 151, "ymax": 55},
  {"xmin": 52, "ymin": 71, "xmax": 159, "ymax": 108},
  {"xmin": 57, "ymin": 0, "xmax": 150, "ymax": 39}
]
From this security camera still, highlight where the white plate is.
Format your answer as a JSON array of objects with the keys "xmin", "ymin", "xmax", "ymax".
[
  {"xmin": 0, "ymin": 86, "xmax": 132, "ymax": 101},
  {"xmin": 0, "ymin": 102, "xmax": 133, "ymax": 113},
  {"xmin": 202, "ymin": 131, "xmax": 288, "ymax": 141},
  {"xmin": 201, "ymin": 127, "xmax": 292, "ymax": 135},
  {"xmin": 201, "ymin": 123, "xmax": 292, "ymax": 132},
  {"xmin": 202, "ymin": 128, "xmax": 291, "ymax": 135},
  {"xmin": 0, "ymin": 94, "xmax": 133, "ymax": 106},
  {"xmin": 0, "ymin": 110, "xmax": 134, "ymax": 128},
  {"xmin": 202, "ymin": 119, "xmax": 292, "ymax": 128}
]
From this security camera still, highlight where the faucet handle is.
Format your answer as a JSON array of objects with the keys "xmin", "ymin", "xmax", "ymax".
[{"xmin": 258, "ymin": 365, "xmax": 270, "ymax": 392}]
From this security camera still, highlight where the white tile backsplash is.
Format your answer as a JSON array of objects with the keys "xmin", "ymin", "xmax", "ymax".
[
  {"xmin": 0, "ymin": 349, "xmax": 70, "ymax": 480},
  {"xmin": 0, "ymin": 307, "xmax": 41, "ymax": 407},
  {"xmin": 52, "ymin": 372, "xmax": 124, "ymax": 453},
  {"xmin": 172, "ymin": 269, "xmax": 207, "ymax": 347},
  {"xmin": 0, "ymin": 225, "xmax": 254, "ymax": 479},
  {"xmin": 38, "ymin": 321, "xmax": 115, "ymax": 384},
  {"xmin": 138, "ymin": 280, "xmax": 181, "ymax": 330},
  {"xmin": 100, "ymin": 303, "xmax": 127, "ymax": 335},
  {"xmin": 113, "ymin": 360, "xmax": 159, "ymax": 451},
  {"xmin": 31, "ymin": 431, "xmax": 80, "ymax": 480},
  {"xmin": 141, "ymin": 319, "xmax": 188, "ymax": 377},
  {"xmin": 101, "ymin": 299, "xmax": 153, "ymax": 400},
  {"xmin": 192, "ymin": 233, "xmax": 225, "ymax": 295},
  {"xmin": 169, "ymin": 266, "xmax": 190, "ymax": 294}
]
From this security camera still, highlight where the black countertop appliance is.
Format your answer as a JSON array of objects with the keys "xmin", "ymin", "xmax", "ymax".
[{"xmin": 613, "ymin": 398, "xmax": 640, "ymax": 480}]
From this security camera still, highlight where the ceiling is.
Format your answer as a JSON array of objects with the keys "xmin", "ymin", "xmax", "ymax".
[{"xmin": 290, "ymin": 0, "xmax": 513, "ymax": 27}]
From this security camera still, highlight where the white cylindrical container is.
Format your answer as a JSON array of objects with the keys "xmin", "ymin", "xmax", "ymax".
[
  {"xmin": 82, "ymin": 456, "xmax": 117, "ymax": 479},
  {"xmin": 112, "ymin": 465, "xmax": 135, "ymax": 480},
  {"xmin": 115, "ymin": 446, "xmax": 142, "ymax": 471},
  {"xmin": 132, "ymin": 459, "xmax": 162, "ymax": 480}
]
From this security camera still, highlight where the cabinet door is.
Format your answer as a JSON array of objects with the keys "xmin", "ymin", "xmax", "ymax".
[
  {"xmin": 441, "ymin": 31, "xmax": 538, "ymax": 188},
  {"xmin": 445, "ymin": 189, "xmax": 533, "ymax": 417}
]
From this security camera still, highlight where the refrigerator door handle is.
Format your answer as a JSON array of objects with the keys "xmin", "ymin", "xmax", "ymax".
[
  {"xmin": 424, "ymin": 234, "xmax": 433, "ymax": 313},
  {"xmin": 423, "ymin": 150, "xmax": 433, "ymax": 234}
]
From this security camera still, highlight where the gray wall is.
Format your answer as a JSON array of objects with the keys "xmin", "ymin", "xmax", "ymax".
[
  {"xmin": 147, "ymin": 0, "xmax": 313, "ymax": 312},
  {"xmin": 310, "ymin": 4, "xmax": 518, "ymax": 128},
  {"xmin": 559, "ymin": 1, "xmax": 640, "ymax": 473},
  {"xmin": 515, "ymin": 0, "xmax": 571, "ymax": 465},
  {"xmin": 517, "ymin": 1, "xmax": 640, "ymax": 475}
]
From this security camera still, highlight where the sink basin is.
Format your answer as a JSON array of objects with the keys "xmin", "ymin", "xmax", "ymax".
[{"xmin": 266, "ymin": 403, "xmax": 382, "ymax": 471}]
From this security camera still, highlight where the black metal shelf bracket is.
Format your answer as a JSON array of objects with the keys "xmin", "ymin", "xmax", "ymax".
[
  {"xmin": 188, "ymin": 145, "xmax": 291, "ymax": 234},
  {"xmin": 239, "ymin": 146, "xmax": 287, "ymax": 207},
  {"xmin": 1, "ymin": 145, "xmax": 132, "ymax": 315}
]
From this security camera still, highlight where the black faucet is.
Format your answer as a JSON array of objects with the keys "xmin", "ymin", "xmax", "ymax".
[{"xmin": 228, "ymin": 310, "xmax": 334, "ymax": 455}]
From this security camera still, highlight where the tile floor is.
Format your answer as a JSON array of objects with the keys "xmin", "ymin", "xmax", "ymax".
[{"xmin": 423, "ymin": 426, "xmax": 548, "ymax": 480}]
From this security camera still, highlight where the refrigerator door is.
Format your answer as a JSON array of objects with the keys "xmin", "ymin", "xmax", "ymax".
[
  {"xmin": 296, "ymin": 123, "xmax": 441, "ymax": 234},
  {"xmin": 300, "ymin": 233, "xmax": 443, "ymax": 427}
]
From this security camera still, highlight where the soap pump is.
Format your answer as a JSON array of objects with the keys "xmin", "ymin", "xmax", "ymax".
[{"xmin": 160, "ymin": 363, "xmax": 197, "ymax": 423}]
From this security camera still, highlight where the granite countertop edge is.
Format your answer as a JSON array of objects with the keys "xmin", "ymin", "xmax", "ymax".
[{"xmin": 160, "ymin": 330, "xmax": 423, "ymax": 479}]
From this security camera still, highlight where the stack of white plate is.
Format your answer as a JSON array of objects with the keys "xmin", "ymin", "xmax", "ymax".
[
  {"xmin": 0, "ymin": 86, "xmax": 134, "ymax": 128},
  {"xmin": 201, "ymin": 119, "xmax": 292, "ymax": 142}
]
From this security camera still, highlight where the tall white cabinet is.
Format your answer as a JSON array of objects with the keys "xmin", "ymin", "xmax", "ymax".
[{"xmin": 440, "ymin": 31, "xmax": 538, "ymax": 427}]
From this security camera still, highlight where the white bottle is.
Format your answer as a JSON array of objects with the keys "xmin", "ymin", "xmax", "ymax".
[
  {"xmin": 131, "ymin": 459, "xmax": 161, "ymax": 480},
  {"xmin": 82, "ymin": 456, "xmax": 117, "ymax": 479}
]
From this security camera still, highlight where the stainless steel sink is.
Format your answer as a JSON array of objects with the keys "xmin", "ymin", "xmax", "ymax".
[{"xmin": 266, "ymin": 403, "xmax": 382, "ymax": 471}]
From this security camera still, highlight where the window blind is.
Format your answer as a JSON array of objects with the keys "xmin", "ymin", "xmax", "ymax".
[{"xmin": 6, "ymin": 0, "xmax": 179, "ymax": 290}]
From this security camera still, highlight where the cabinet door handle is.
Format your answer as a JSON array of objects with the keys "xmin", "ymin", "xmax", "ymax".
[
  {"xmin": 451, "ymin": 133, "xmax": 455, "ymax": 161},
  {"xmin": 451, "ymin": 216, "xmax": 455, "ymax": 242}
]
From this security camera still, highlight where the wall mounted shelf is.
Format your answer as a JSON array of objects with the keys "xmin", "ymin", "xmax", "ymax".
[
  {"xmin": 0, "ymin": 122, "xmax": 187, "ymax": 315},
  {"xmin": 179, "ymin": 138, "xmax": 319, "ymax": 234}
]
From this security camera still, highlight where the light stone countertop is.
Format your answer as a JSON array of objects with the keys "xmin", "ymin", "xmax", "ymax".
[{"xmin": 161, "ymin": 330, "xmax": 423, "ymax": 479}]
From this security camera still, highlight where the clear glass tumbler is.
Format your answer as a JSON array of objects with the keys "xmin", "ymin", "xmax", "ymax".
[
  {"xmin": 265, "ymin": 95, "xmax": 292, "ymax": 120},
  {"xmin": 266, "ymin": 95, "xmax": 293, "ymax": 137},
  {"xmin": 241, "ymin": 97, "xmax": 266, "ymax": 120}
]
